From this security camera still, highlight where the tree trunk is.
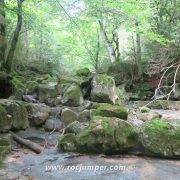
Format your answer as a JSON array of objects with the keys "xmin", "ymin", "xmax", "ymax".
[
  {"xmin": 98, "ymin": 20, "xmax": 116, "ymax": 63},
  {"xmin": 0, "ymin": 0, "xmax": 6, "ymax": 70},
  {"xmin": 5, "ymin": 0, "xmax": 24, "ymax": 73},
  {"xmin": 135, "ymin": 20, "xmax": 142, "ymax": 78},
  {"xmin": 95, "ymin": 32, "xmax": 100, "ymax": 71}
]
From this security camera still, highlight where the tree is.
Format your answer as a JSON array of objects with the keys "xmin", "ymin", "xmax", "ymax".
[
  {"xmin": 5, "ymin": 0, "xmax": 25, "ymax": 73},
  {"xmin": 0, "ymin": 0, "xmax": 6, "ymax": 70}
]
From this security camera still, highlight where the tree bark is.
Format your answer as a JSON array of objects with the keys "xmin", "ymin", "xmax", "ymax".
[
  {"xmin": 98, "ymin": 20, "xmax": 116, "ymax": 63},
  {"xmin": 0, "ymin": 0, "xmax": 6, "ymax": 70},
  {"xmin": 135, "ymin": 20, "xmax": 142, "ymax": 78},
  {"xmin": 5, "ymin": 0, "xmax": 24, "ymax": 73},
  {"xmin": 11, "ymin": 131, "xmax": 43, "ymax": 154},
  {"xmin": 95, "ymin": 32, "xmax": 100, "ymax": 71}
]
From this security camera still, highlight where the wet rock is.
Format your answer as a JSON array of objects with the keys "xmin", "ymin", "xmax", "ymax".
[
  {"xmin": 77, "ymin": 116, "xmax": 138, "ymax": 154},
  {"xmin": 44, "ymin": 118, "xmax": 64, "ymax": 131},
  {"xmin": 61, "ymin": 84, "xmax": 84, "ymax": 107},
  {"xmin": 30, "ymin": 112, "xmax": 49, "ymax": 126},
  {"xmin": 0, "ymin": 99, "xmax": 29, "ymax": 131},
  {"xmin": 26, "ymin": 103, "xmax": 51, "ymax": 127},
  {"xmin": 50, "ymin": 107, "xmax": 62, "ymax": 118},
  {"xmin": 78, "ymin": 110, "xmax": 90, "ymax": 122},
  {"xmin": 90, "ymin": 74, "xmax": 118, "ymax": 104},
  {"xmin": 61, "ymin": 108, "xmax": 78, "ymax": 126},
  {"xmin": 22, "ymin": 95, "xmax": 37, "ymax": 103},
  {"xmin": 58, "ymin": 133, "xmax": 77, "ymax": 152},
  {"xmin": 65, "ymin": 121, "xmax": 87, "ymax": 134},
  {"xmin": 138, "ymin": 111, "xmax": 161, "ymax": 122},
  {"xmin": 90, "ymin": 103, "xmax": 128, "ymax": 120},
  {"xmin": 140, "ymin": 118, "xmax": 180, "ymax": 158}
]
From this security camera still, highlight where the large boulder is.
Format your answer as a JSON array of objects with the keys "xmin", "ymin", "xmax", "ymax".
[
  {"xmin": 44, "ymin": 118, "xmax": 64, "ymax": 131},
  {"xmin": 91, "ymin": 103, "xmax": 128, "ymax": 120},
  {"xmin": 30, "ymin": 112, "xmax": 49, "ymax": 126},
  {"xmin": 78, "ymin": 110, "xmax": 90, "ymax": 122},
  {"xmin": 0, "ymin": 99, "xmax": 29, "ymax": 131},
  {"xmin": 26, "ymin": 103, "xmax": 50, "ymax": 127},
  {"xmin": 61, "ymin": 108, "xmax": 78, "ymax": 126},
  {"xmin": 76, "ymin": 116, "xmax": 138, "ymax": 154},
  {"xmin": 37, "ymin": 82, "xmax": 58, "ymax": 102},
  {"xmin": 140, "ymin": 118, "xmax": 180, "ymax": 158},
  {"xmin": 90, "ymin": 74, "xmax": 118, "ymax": 104},
  {"xmin": 61, "ymin": 84, "xmax": 84, "ymax": 107},
  {"xmin": 65, "ymin": 121, "xmax": 87, "ymax": 134}
]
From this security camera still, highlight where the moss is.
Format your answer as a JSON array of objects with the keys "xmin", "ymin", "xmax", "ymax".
[
  {"xmin": 59, "ymin": 76, "xmax": 82, "ymax": 85},
  {"xmin": 26, "ymin": 81, "xmax": 39, "ymax": 93},
  {"xmin": 148, "ymin": 100, "xmax": 169, "ymax": 109},
  {"xmin": 115, "ymin": 120, "xmax": 139, "ymax": 150},
  {"xmin": 62, "ymin": 84, "xmax": 83, "ymax": 106},
  {"xmin": 140, "ymin": 106, "xmax": 150, "ymax": 113},
  {"xmin": 91, "ymin": 103, "xmax": 128, "ymax": 120},
  {"xmin": 76, "ymin": 68, "xmax": 91, "ymax": 77},
  {"xmin": 95, "ymin": 74, "xmax": 114, "ymax": 86},
  {"xmin": 77, "ymin": 117, "xmax": 119, "ymax": 153},
  {"xmin": 58, "ymin": 133, "xmax": 77, "ymax": 152},
  {"xmin": 77, "ymin": 116, "xmax": 138, "ymax": 154},
  {"xmin": 140, "ymin": 118, "xmax": 180, "ymax": 157},
  {"xmin": 11, "ymin": 101, "xmax": 29, "ymax": 130}
]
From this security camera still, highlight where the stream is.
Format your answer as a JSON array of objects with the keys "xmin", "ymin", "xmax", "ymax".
[{"xmin": 0, "ymin": 103, "xmax": 180, "ymax": 180}]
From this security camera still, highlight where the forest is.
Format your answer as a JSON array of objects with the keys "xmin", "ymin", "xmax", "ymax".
[{"xmin": 0, "ymin": 0, "xmax": 179, "ymax": 179}]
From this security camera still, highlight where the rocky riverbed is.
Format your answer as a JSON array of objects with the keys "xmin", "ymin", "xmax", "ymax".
[
  {"xmin": 0, "ymin": 69, "xmax": 180, "ymax": 179},
  {"xmin": 0, "ymin": 108, "xmax": 179, "ymax": 180}
]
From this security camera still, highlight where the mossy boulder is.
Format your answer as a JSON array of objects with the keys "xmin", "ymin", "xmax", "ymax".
[
  {"xmin": 148, "ymin": 100, "xmax": 169, "ymax": 109},
  {"xmin": 0, "ymin": 105, "xmax": 12, "ymax": 132},
  {"xmin": 65, "ymin": 121, "xmax": 87, "ymax": 135},
  {"xmin": 115, "ymin": 119, "xmax": 139, "ymax": 150},
  {"xmin": 76, "ymin": 116, "xmax": 138, "ymax": 154},
  {"xmin": 61, "ymin": 84, "xmax": 84, "ymax": 107},
  {"xmin": 37, "ymin": 82, "xmax": 58, "ymax": 102},
  {"xmin": 91, "ymin": 103, "xmax": 128, "ymax": 120},
  {"xmin": 76, "ymin": 68, "xmax": 91, "ymax": 77},
  {"xmin": 78, "ymin": 110, "xmax": 90, "ymax": 122},
  {"xmin": 58, "ymin": 133, "xmax": 77, "ymax": 152},
  {"xmin": 0, "ymin": 99, "xmax": 29, "ymax": 131},
  {"xmin": 61, "ymin": 108, "xmax": 78, "ymax": 126},
  {"xmin": 140, "ymin": 118, "xmax": 180, "ymax": 158},
  {"xmin": 90, "ymin": 74, "xmax": 118, "ymax": 104}
]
